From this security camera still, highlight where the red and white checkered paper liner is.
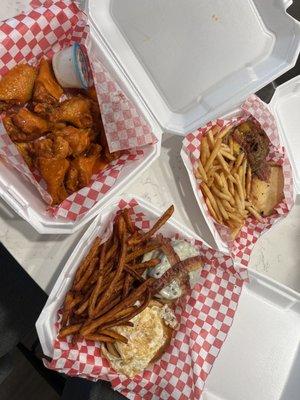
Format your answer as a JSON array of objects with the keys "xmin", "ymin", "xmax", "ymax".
[
  {"xmin": 182, "ymin": 95, "xmax": 294, "ymax": 268},
  {"xmin": 46, "ymin": 198, "xmax": 245, "ymax": 400},
  {"xmin": 0, "ymin": 1, "xmax": 156, "ymax": 221}
]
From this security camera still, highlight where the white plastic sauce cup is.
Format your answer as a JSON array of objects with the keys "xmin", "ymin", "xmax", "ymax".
[{"xmin": 52, "ymin": 43, "xmax": 90, "ymax": 89}]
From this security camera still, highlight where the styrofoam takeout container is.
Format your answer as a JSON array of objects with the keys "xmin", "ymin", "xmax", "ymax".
[
  {"xmin": 36, "ymin": 194, "xmax": 300, "ymax": 399},
  {"xmin": 0, "ymin": 7, "xmax": 163, "ymax": 234},
  {"xmin": 0, "ymin": 0, "xmax": 299, "ymax": 234},
  {"xmin": 270, "ymin": 75, "xmax": 300, "ymax": 194},
  {"xmin": 36, "ymin": 194, "xmax": 214, "ymax": 357},
  {"xmin": 85, "ymin": 0, "xmax": 300, "ymax": 135}
]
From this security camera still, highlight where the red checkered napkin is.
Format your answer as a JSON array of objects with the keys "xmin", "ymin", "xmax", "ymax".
[
  {"xmin": 46, "ymin": 198, "xmax": 245, "ymax": 400},
  {"xmin": 0, "ymin": 1, "xmax": 156, "ymax": 221},
  {"xmin": 182, "ymin": 95, "xmax": 294, "ymax": 267}
]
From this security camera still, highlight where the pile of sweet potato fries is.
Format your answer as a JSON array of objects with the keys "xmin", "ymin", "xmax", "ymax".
[{"xmin": 59, "ymin": 205, "xmax": 181, "ymax": 344}]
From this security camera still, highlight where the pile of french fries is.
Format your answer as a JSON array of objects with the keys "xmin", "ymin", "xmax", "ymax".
[
  {"xmin": 59, "ymin": 206, "xmax": 175, "ymax": 344},
  {"xmin": 195, "ymin": 124, "xmax": 263, "ymax": 239}
]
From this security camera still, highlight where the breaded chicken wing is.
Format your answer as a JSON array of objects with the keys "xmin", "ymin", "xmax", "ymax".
[
  {"xmin": 3, "ymin": 108, "xmax": 49, "ymax": 142},
  {"xmin": 49, "ymin": 96, "xmax": 93, "ymax": 128},
  {"xmin": 70, "ymin": 144, "xmax": 101, "ymax": 188},
  {"xmin": 16, "ymin": 142, "xmax": 34, "ymax": 168},
  {"xmin": 34, "ymin": 136, "xmax": 70, "ymax": 159},
  {"xmin": 33, "ymin": 58, "xmax": 63, "ymax": 104},
  {"xmin": 0, "ymin": 64, "xmax": 36, "ymax": 108},
  {"xmin": 37, "ymin": 157, "xmax": 69, "ymax": 205},
  {"xmin": 51, "ymin": 126, "xmax": 91, "ymax": 156}
]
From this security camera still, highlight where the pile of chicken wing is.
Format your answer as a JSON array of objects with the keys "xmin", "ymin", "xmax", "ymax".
[{"xmin": 0, "ymin": 58, "xmax": 118, "ymax": 205}]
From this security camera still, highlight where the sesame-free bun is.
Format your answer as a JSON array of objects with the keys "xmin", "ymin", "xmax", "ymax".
[{"xmin": 249, "ymin": 164, "xmax": 284, "ymax": 217}]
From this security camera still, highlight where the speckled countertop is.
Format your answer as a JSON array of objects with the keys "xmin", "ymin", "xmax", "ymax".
[
  {"xmin": 1, "ymin": 132, "xmax": 300, "ymax": 294},
  {"xmin": 0, "ymin": 2, "xmax": 299, "ymax": 295}
]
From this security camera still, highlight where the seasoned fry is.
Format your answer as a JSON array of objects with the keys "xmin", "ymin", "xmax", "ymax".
[
  {"xmin": 131, "ymin": 258, "xmax": 160, "ymax": 270},
  {"xmin": 123, "ymin": 208, "xmax": 136, "ymax": 234},
  {"xmin": 59, "ymin": 323, "xmax": 82, "ymax": 338},
  {"xmin": 195, "ymin": 159, "xmax": 208, "ymax": 182},
  {"xmin": 84, "ymin": 334, "xmax": 115, "ymax": 343},
  {"xmin": 73, "ymin": 238, "xmax": 100, "ymax": 285},
  {"xmin": 128, "ymin": 205, "xmax": 174, "ymax": 246},
  {"xmin": 234, "ymin": 173, "xmax": 245, "ymax": 210},
  {"xmin": 204, "ymin": 138, "xmax": 222, "ymax": 172},
  {"xmin": 89, "ymin": 241, "xmax": 107, "ymax": 318},
  {"xmin": 200, "ymin": 136, "xmax": 210, "ymax": 165},
  {"xmin": 73, "ymin": 257, "xmax": 98, "ymax": 292},
  {"xmin": 246, "ymin": 203, "xmax": 264, "ymax": 222},
  {"xmin": 205, "ymin": 198, "xmax": 218, "ymax": 221},
  {"xmin": 126, "ymin": 241, "xmax": 161, "ymax": 263},
  {"xmin": 99, "ymin": 329, "xmax": 128, "ymax": 343},
  {"xmin": 246, "ymin": 165, "xmax": 252, "ymax": 198}
]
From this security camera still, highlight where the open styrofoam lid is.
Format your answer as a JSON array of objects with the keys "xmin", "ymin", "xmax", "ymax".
[
  {"xmin": 270, "ymin": 76, "xmax": 300, "ymax": 194},
  {"xmin": 87, "ymin": 0, "xmax": 300, "ymax": 135}
]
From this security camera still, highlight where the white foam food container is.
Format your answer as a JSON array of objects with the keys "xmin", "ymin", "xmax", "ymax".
[
  {"xmin": 85, "ymin": 0, "xmax": 300, "ymax": 136},
  {"xmin": 181, "ymin": 76, "xmax": 300, "ymax": 254},
  {"xmin": 0, "ymin": 13, "xmax": 163, "ymax": 234},
  {"xmin": 270, "ymin": 75, "xmax": 300, "ymax": 194},
  {"xmin": 36, "ymin": 194, "xmax": 214, "ymax": 357},
  {"xmin": 36, "ymin": 194, "xmax": 300, "ymax": 400}
]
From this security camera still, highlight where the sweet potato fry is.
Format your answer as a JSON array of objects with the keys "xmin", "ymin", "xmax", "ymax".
[
  {"xmin": 84, "ymin": 334, "xmax": 115, "ymax": 343},
  {"xmin": 73, "ymin": 238, "xmax": 100, "ymax": 285},
  {"xmin": 88, "ymin": 241, "xmax": 107, "ymax": 318},
  {"xmin": 126, "ymin": 241, "xmax": 161, "ymax": 263},
  {"xmin": 123, "ymin": 208, "xmax": 136, "ymax": 234},
  {"xmin": 73, "ymin": 257, "xmax": 99, "ymax": 292},
  {"xmin": 99, "ymin": 329, "xmax": 128, "ymax": 344},
  {"xmin": 128, "ymin": 205, "xmax": 174, "ymax": 246},
  {"xmin": 124, "ymin": 265, "xmax": 145, "ymax": 282},
  {"xmin": 130, "ymin": 258, "xmax": 160, "ymax": 270},
  {"xmin": 59, "ymin": 323, "xmax": 82, "ymax": 338},
  {"xmin": 122, "ymin": 274, "xmax": 133, "ymax": 300},
  {"xmin": 93, "ymin": 223, "xmax": 127, "ymax": 313}
]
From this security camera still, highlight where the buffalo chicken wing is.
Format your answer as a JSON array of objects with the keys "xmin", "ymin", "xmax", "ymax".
[{"xmin": 49, "ymin": 96, "xmax": 93, "ymax": 128}]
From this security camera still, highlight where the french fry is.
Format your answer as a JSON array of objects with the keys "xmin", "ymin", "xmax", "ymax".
[
  {"xmin": 227, "ymin": 212, "xmax": 244, "ymax": 223},
  {"xmin": 59, "ymin": 323, "xmax": 82, "ymax": 338},
  {"xmin": 205, "ymin": 197, "xmax": 218, "ymax": 221},
  {"xmin": 204, "ymin": 137, "xmax": 222, "ymax": 172},
  {"xmin": 211, "ymin": 185, "xmax": 233, "ymax": 202},
  {"xmin": 216, "ymin": 198, "xmax": 229, "ymax": 220},
  {"xmin": 229, "ymin": 137, "xmax": 234, "ymax": 155},
  {"xmin": 241, "ymin": 159, "xmax": 247, "ymax": 198},
  {"xmin": 123, "ymin": 208, "xmax": 136, "ymax": 234},
  {"xmin": 73, "ymin": 238, "xmax": 100, "ymax": 285},
  {"xmin": 131, "ymin": 258, "xmax": 160, "ymax": 270},
  {"xmin": 126, "ymin": 241, "xmax": 161, "ymax": 263},
  {"xmin": 84, "ymin": 334, "xmax": 116, "ymax": 343},
  {"xmin": 201, "ymin": 182, "xmax": 223, "ymax": 222},
  {"xmin": 246, "ymin": 203, "xmax": 264, "ymax": 222},
  {"xmin": 207, "ymin": 129, "xmax": 215, "ymax": 149},
  {"xmin": 246, "ymin": 165, "xmax": 252, "ymax": 198},
  {"xmin": 73, "ymin": 257, "xmax": 99, "ymax": 292},
  {"xmin": 220, "ymin": 149, "xmax": 236, "ymax": 161},
  {"xmin": 216, "ymin": 153, "xmax": 236, "ymax": 182},
  {"xmin": 232, "ymin": 152, "xmax": 244, "ymax": 174},
  {"xmin": 200, "ymin": 136, "xmax": 210, "ymax": 165},
  {"xmin": 99, "ymin": 329, "xmax": 128, "ymax": 344},
  {"xmin": 233, "ymin": 173, "xmax": 245, "ymax": 210},
  {"xmin": 88, "ymin": 241, "xmax": 108, "ymax": 318},
  {"xmin": 128, "ymin": 205, "xmax": 174, "ymax": 246},
  {"xmin": 216, "ymin": 125, "xmax": 232, "ymax": 140},
  {"xmin": 197, "ymin": 159, "xmax": 208, "ymax": 182},
  {"xmin": 234, "ymin": 192, "xmax": 244, "ymax": 214}
]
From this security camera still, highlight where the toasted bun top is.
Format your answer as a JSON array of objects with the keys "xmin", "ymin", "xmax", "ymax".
[
  {"xmin": 102, "ymin": 301, "xmax": 175, "ymax": 377},
  {"xmin": 249, "ymin": 164, "xmax": 284, "ymax": 217}
]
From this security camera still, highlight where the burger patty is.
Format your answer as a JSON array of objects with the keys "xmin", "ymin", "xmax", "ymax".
[{"xmin": 233, "ymin": 121, "xmax": 270, "ymax": 181}]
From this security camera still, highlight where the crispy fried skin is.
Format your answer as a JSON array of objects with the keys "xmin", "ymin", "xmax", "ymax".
[
  {"xmin": 33, "ymin": 58, "xmax": 63, "ymax": 104},
  {"xmin": 0, "ymin": 64, "xmax": 36, "ymax": 106},
  {"xmin": 3, "ymin": 108, "xmax": 49, "ymax": 143},
  {"xmin": 49, "ymin": 96, "xmax": 93, "ymax": 128},
  {"xmin": 70, "ymin": 144, "xmax": 101, "ymax": 188},
  {"xmin": 51, "ymin": 126, "xmax": 91, "ymax": 156},
  {"xmin": 37, "ymin": 157, "xmax": 69, "ymax": 205},
  {"xmin": 34, "ymin": 136, "xmax": 70, "ymax": 159}
]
